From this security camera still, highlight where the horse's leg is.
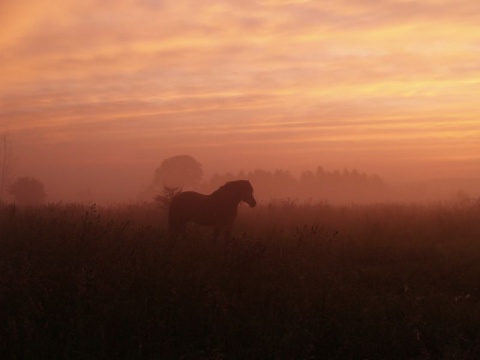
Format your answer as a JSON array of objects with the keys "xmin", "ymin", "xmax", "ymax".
[
  {"xmin": 168, "ymin": 223, "xmax": 178, "ymax": 241},
  {"xmin": 224, "ymin": 226, "xmax": 232, "ymax": 241},
  {"xmin": 168, "ymin": 213, "xmax": 177, "ymax": 240},
  {"xmin": 168, "ymin": 219, "xmax": 186, "ymax": 241},
  {"xmin": 178, "ymin": 222, "xmax": 187, "ymax": 239},
  {"xmin": 213, "ymin": 226, "xmax": 220, "ymax": 242}
]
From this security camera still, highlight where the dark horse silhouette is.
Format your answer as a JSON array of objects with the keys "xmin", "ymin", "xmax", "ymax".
[{"xmin": 168, "ymin": 180, "xmax": 256, "ymax": 240}]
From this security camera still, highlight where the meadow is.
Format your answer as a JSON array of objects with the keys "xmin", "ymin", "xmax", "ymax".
[{"xmin": 1, "ymin": 199, "xmax": 480, "ymax": 359}]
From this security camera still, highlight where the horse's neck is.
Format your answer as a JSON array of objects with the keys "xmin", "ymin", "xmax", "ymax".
[{"xmin": 219, "ymin": 197, "xmax": 241, "ymax": 207}]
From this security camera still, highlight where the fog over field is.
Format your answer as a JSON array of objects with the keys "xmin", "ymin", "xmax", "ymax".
[{"xmin": 3, "ymin": 147, "xmax": 480, "ymax": 205}]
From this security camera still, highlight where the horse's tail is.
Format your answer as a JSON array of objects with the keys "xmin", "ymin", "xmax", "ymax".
[
  {"xmin": 167, "ymin": 203, "xmax": 176, "ymax": 236},
  {"xmin": 168, "ymin": 210, "xmax": 176, "ymax": 235},
  {"xmin": 167, "ymin": 197, "xmax": 184, "ymax": 240}
]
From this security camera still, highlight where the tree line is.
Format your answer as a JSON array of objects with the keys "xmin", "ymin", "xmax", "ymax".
[
  {"xmin": 149, "ymin": 155, "xmax": 386, "ymax": 204},
  {"xmin": 1, "ymin": 152, "xmax": 386, "ymax": 206}
]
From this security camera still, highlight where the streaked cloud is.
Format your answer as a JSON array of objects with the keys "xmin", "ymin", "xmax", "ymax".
[{"xmin": 1, "ymin": 0, "xmax": 479, "ymax": 200}]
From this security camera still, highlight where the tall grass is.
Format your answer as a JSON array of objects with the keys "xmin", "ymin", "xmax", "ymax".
[{"xmin": 1, "ymin": 200, "xmax": 480, "ymax": 359}]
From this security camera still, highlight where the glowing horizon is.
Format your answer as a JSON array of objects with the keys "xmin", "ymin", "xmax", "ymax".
[{"xmin": 1, "ymin": 0, "xmax": 480, "ymax": 201}]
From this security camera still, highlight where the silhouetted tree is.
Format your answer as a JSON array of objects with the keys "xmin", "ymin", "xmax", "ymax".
[
  {"xmin": 151, "ymin": 155, "xmax": 203, "ymax": 191},
  {"xmin": 9, "ymin": 176, "xmax": 46, "ymax": 205}
]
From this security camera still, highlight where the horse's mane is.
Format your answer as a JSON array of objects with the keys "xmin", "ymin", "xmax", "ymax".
[
  {"xmin": 211, "ymin": 180, "xmax": 251, "ymax": 197},
  {"xmin": 211, "ymin": 181, "xmax": 236, "ymax": 197}
]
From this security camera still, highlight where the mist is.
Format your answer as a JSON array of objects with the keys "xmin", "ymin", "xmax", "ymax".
[{"xmin": 7, "ymin": 146, "xmax": 480, "ymax": 205}]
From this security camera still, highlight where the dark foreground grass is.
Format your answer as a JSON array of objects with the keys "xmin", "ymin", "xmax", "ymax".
[{"xmin": 1, "ymin": 200, "xmax": 480, "ymax": 359}]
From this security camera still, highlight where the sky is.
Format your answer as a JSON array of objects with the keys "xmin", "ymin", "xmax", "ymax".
[{"xmin": 1, "ymin": 0, "xmax": 480, "ymax": 202}]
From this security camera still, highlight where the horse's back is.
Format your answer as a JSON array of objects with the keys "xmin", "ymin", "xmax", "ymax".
[
  {"xmin": 169, "ymin": 191, "xmax": 210, "ymax": 222},
  {"xmin": 170, "ymin": 190, "xmax": 203, "ymax": 211}
]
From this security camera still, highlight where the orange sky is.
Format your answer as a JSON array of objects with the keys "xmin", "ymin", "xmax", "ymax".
[{"xmin": 1, "ymin": 0, "xmax": 480, "ymax": 202}]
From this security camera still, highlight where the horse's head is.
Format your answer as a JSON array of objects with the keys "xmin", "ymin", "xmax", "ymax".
[
  {"xmin": 217, "ymin": 180, "xmax": 257, "ymax": 207},
  {"xmin": 237, "ymin": 180, "xmax": 257, "ymax": 207}
]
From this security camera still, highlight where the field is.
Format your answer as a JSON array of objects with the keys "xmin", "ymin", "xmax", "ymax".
[{"xmin": 1, "ymin": 200, "xmax": 480, "ymax": 359}]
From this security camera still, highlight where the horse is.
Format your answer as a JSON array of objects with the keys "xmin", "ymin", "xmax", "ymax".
[{"xmin": 168, "ymin": 180, "xmax": 256, "ymax": 240}]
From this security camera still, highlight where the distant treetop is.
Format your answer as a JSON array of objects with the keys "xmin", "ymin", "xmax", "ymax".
[
  {"xmin": 151, "ymin": 155, "xmax": 203, "ymax": 190},
  {"xmin": 9, "ymin": 176, "xmax": 46, "ymax": 206}
]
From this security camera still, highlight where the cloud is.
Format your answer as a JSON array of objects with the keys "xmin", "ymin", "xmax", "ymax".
[{"xmin": 2, "ymin": 0, "xmax": 480, "ymax": 191}]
